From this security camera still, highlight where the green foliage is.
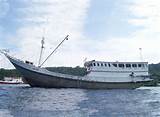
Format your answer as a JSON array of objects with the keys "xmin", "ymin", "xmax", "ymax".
[
  {"xmin": 149, "ymin": 63, "xmax": 160, "ymax": 82},
  {"xmin": 0, "ymin": 68, "xmax": 22, "ymax": 80},
  {"xmin": 0, "ymin": 66, "xmax": 87, "ymax": 80},
  {"xmin": 46, "ymin": 66, "xmax": 87, "ymax": 76}
]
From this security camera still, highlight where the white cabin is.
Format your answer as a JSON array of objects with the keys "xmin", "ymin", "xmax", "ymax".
[{"xmin": 84, "ymin": 60, "xmax": 149, "ymax": 82}]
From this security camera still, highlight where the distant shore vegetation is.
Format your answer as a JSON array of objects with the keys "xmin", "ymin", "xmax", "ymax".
[
  {"xmin": 0, "ymin": 64, "xmax": 160, "ymax": 83},
  {"xmin": 0, "ymin": 66, "xmax": 87, "ymax": 80}
]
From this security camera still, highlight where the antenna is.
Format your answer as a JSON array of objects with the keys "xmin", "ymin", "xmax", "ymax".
[
  {"xmin": 39, "ymin": 35, "xmax": 69, "ymax": 67},
  {"xmin": 83, "ymin": 57, "xmax": 87, "ymax": 63},
  {"xmin": 139, "ymin": 48, "xmax": 143, "ymax": 62},
  {"xmin": 38, "ymin": 37, "xmax": 45, "ymax": 67}
]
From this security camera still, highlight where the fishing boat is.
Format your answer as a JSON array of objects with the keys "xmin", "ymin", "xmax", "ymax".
[
  {"xmin": 0, "ymin": 77, "xmax": 23, "ymax": 84},
  {"xmin": 1, "ymin": 36, "xmax": 154, "ymax": 89}
]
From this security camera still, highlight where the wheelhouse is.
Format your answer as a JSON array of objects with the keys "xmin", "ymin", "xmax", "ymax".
[{"xmin": 84, "ymin": 60, "xmax": 148, "ymax": 72}]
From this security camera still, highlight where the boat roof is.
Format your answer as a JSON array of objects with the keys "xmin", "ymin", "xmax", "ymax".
[
  {"xmin": 84, "ymin": 60, "xmax": 148, "ymax": 66},
  {"xmin": 86, "ymin": 60, "xmax": 147, "ymax": 63}
]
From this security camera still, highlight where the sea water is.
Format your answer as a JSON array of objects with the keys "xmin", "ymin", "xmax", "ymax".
[{"xmin": 0, "ymin": 84, "xmax": 160, "ymax": 117}]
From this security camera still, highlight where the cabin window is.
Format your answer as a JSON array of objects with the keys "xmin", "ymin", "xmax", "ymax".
[
  {"xmin": 141, "ymin": 64, "xmax": 145, "ymax": 67},
  {"xmin": 105, "ymin": 63, "xmax": 107, "ymax": 67},
  {"xmin": 108, "ymin": 63, "xmax": 111, "ymax": 67},
  {"xmin": 138, "ymin": 64, "xmax": 142, "ymax": 67},
  {"xmin": 101, "ymin": 63, "xmax": 103, "ymax": 66},
  {"xmin": 97, "ymin": 63, "xmax": 99, "ymax": 66},
  {"xmin": 93, "ymin": 63, "xmax": 96, "ymax": 66},
  {"xmin": 126, "ymin": 64, "xmax": 131, "ymax": 68},
  {"xmin": 118, "ymin": 64, "xmax": 124, "ymax": 67},
  {"xmin": 145, "ymin": 64, "xmax": 148, "ymax": 67},
  {"xmin": 25, "ymin": 61, "xmax": 33, "ymax": 65},
  {"xmin": 132, "ymin": 64, "xmax": 137, "ymax": 67},
  {"xmin": 113, "ymin": 64, "xmax": 117, "ymax": 67}
]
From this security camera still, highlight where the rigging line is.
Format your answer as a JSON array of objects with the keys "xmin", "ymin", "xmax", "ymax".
[{"xmin": 39, "ymin": 35, "xmax": 69, "ymax": 67}]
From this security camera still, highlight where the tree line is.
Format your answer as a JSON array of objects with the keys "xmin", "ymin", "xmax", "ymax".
[
  {"xmin": 0, "ymin": 68, "xmax": 21, "ymax": 80},
  {"xmin": 0, "ymin": 66, "xmax": 87, "ymax": 80}
]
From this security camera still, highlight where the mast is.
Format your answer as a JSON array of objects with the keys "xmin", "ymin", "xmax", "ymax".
[
  {"xmin": 38, "ymin": 37, "xmax": 45, "ymax": 67},
  {"xmin": 39, "ymin": 35, "xmax": 69, "ymax": 67},
  {"xmin": 139, "ymin": 48, "xmax": 143, "ymax": 62}
]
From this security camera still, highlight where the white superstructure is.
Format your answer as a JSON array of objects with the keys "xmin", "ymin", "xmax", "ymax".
[{"xmin": 84, "ymin": 60, "xmax": 150, "ymax": 82}]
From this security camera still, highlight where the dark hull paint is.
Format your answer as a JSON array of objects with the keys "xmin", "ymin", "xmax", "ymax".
[{"xmin": 10, "ymin": 61, "xmax": 154, "ymax": 89}]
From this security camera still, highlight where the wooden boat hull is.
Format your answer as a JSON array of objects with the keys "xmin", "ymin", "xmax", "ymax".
[
  {"xmin": 6, "ymin": 55, "xmax": 154, "ymax": 89},
  {"xmin": 11, "ymin": 63, "xmax": 154, "ymax": 89}
]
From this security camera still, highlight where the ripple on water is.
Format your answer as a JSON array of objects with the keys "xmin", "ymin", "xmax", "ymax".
[
  {"xmin": 1, "ymin": 85, "xmax": 160, "ymax": 117},
  {"xmin": 0, "ymin": 109, "xmax": 13, "ymax": 117},
  {"xmin": 23, "ymin": 88, "xmax": 88, "ymax": 111}
]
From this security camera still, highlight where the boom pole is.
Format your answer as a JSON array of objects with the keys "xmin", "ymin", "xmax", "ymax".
[{"xmin": 39, "ymin": 35, "xmax": 69, "ymax": 67}]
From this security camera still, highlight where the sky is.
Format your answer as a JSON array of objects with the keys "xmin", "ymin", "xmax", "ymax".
[{"xmin": 0, "ymin": 0, "xmax": 160, "ymax": 68}]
